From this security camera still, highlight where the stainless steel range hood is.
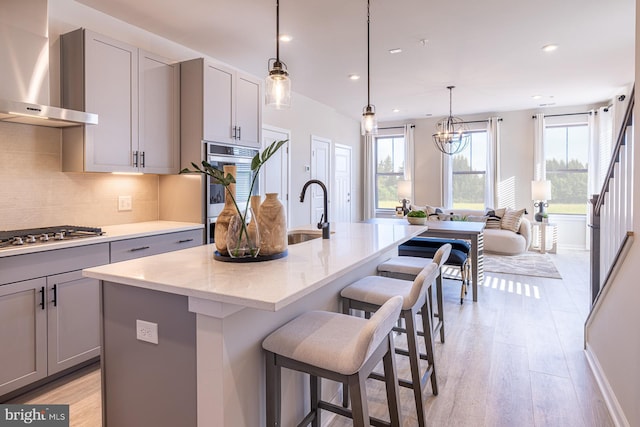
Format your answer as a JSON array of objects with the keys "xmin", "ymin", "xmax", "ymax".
[
  {"xmin": 0, "ymin": 99, "xmax": 98, "ymax": 128},
  {"xmin": 0, "ymin": 0, "xmax": 98, "ymax": 128}
]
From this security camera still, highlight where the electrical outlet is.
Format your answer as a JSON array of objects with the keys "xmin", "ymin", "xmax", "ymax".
[
  {"xmin": 136, "ymin": 320, "xmax": 158, "ymax": 344},
  {"xmin": 118, "ymin": 195, "xmax": 132, "ymax": 212}
]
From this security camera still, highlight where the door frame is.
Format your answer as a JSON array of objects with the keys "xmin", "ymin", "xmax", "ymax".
[{"xmin": 310, "ymin": 135, "xmax": 332, "ymax": 224}]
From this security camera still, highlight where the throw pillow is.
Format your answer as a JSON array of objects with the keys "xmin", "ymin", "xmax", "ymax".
[
  {"xmin": 501, "ymin": 208, "xmax": 525, "ymax": 233},
  {"xmin": 485, "ymin": 215, "xmax": 501, "ymax": 229},
  {"xmin": 428, "ymin": 207, "xmax": 443, "ymax": 220},
  {"xmin": 436, "ymin": 213, "xmax": 452, "ymax": 221}
]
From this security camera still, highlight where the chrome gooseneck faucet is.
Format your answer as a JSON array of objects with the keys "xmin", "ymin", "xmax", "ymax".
[{"xmin": 299, "ymin": 179, "xmax": 330, "ymax": 239}]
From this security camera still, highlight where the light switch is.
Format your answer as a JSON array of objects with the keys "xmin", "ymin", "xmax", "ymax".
[{"xmin": 118, "ymin": 195, "xmax": 132, "ymax": 211}]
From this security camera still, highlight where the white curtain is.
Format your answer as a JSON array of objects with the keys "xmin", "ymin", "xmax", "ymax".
[
  {"xmin": 442, "ymin": 153, "xmax": 453, "ymax": 209},
  {"xmin": 403, "ymin": 124, "xmax": 415, "ymax": 201},
  {"xmin": 533, "ymin": 113, "xmax": 546, "ymax": 180},
  {"xmin": 485, "ymin": 117, "xmax": 500, "ymax": 208},
  {"xmin": 597, "ymin": 106, "xmax": 614, "ymax": 191},
  {"xmin": 586, "ymin": 109, "xmax": 600, "ymax": 199},
  {"xmin": 363, "ymin": 134, "xmax": 376, "ymax": 220}
]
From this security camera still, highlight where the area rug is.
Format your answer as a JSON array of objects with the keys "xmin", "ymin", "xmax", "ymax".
[{"xmin": 482, "ymin": 252, "xmax": 562, "ymax": 279}]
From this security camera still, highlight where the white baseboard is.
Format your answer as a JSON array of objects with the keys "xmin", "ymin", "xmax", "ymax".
[{"xmin": 584, "ymin": 344, "xmax": 630, "ymax": 427}]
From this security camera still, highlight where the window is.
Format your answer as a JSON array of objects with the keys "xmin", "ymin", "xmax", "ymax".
[
  {"xmin": 544, "ymin": 124, "xmax": 588, "ymax": 215},
  {"xmin": 452, "ymin": 131, "xmax": 487, "ymax": 209},
  {"xmin": 375, "ymin": 135, "xmax": 405, "ymax": 210}
]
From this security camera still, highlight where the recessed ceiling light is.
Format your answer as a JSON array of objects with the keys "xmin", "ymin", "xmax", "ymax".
[
  {"xmin": 392, "ymin": 108, "xmax": 400, "ymax": 113},
  {"xmin": 532, "ymin": 95, "xmax": 542, "ymax": 100},
  {"xmin": 541, "ymin": 44, "xmax": 558, "ymax": 52},
  {"xmin": 348, "ymin": 74, "xmax": 360, "ymax": 81},
  {"xmin": 279, "ymin": 34, "xmax": 293, "ymax": 42},
  {"xmin": 389, "ymin": 48, "xmax": 402, "ymax": 54}
]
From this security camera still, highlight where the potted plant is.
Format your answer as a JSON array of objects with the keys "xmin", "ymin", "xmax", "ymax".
[
  {"xmin": 406, "ymin": 210, "xmax": 427, "ymax": 225},
  {"xmin": 180, "ymin": 140, "xmax": 287, "ymax": 258}
]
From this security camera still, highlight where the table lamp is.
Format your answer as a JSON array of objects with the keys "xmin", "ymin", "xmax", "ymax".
[
  {"xmin": 531, "ymin": 180, "xmax": 552, "ymax": 222},
  {"xmin": 397, "ymin": 180, "xmax": 412, "ymax": 215}
]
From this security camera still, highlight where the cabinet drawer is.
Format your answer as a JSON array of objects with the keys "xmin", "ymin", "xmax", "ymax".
[
  {"xmin": 110, "ymin": 229, "xmax": 202, "ymax": 263},
  {"xmin": 0, "ymin": 243, "xmax": 110, "ymax": 286}
]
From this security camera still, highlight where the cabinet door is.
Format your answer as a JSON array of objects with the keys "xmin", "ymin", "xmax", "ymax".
[
  {"xmin": 84, "ymin": 30, "xmax": 139, "ymax": 172},
  {"xmin": 235, "ymin": 73, "xmax": 262, "ymax": 148},
  {"xmin": 139, "ymin": 50, "xmax": 180, "ymax": 174},
  {"xmin": 203, "ymin": 63, "xmax": 234, "ymax": 144},
  {"xmin": 0, "ymin": 278, "xmax": 47, "ymax": 396},
  {"xmin": 46, "ymin": 271, "xmax": 100, "ymax": 375}
]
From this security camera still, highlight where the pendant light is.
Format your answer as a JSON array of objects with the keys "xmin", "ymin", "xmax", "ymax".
[
  {"xmin": 361, "ymin": 0, "xmax": 377, "ymax": 136},
  {"xmin": 432, "ymin": 86, "xmax": 470, "ymax": 155},
  {"xmin": 265, "ymin": 0, "xmax": 291, "ymax": 109}
]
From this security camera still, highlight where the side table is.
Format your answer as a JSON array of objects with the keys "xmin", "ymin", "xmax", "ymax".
[{"xmin": 531, "ymin": 221, "xmax": 557, "ymax": 254}]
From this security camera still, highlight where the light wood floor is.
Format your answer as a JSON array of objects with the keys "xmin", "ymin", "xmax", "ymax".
[{"xmin": 9, "ymin": 249, "xmax": 612, "ymax": 427}]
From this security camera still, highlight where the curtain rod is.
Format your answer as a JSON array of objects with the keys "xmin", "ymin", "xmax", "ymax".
[
  {"xmin": 532, "ymin": 111, "xmax": 594, "ymax": 119},
  {"xmin": 378, "ymin": 125, "xmax": 415, "ymax": 130},
  {"xmin": 461, "ymin": 118, "xmax": 503, "ymax": 124}
]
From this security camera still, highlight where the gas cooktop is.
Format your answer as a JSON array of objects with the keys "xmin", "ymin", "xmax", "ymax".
[{"xmin": 0, "ymin": 225, "xmax": 104, "ymax": 250}]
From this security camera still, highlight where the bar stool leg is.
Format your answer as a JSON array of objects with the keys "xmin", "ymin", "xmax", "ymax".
[
  {"xmin": 341, "ymin": 302, "xmax": 351, "ymax": 409},
  {"xmin": 348, "ymin": 372, "xmax": 370, "ymax": 427},
  {"xmin": 404, "ymin": 308, "xmax": 427, "ymax": 427},
  {"xmin": 382, "ymin": 335, "xmax": 402, "ymax": 427},
  {"xmin": 265, "ymin": 352, "xmax": 281, "ymax": 426},
  {"xmin": 436, "ymin": 273, "xmax": 445, "ymax": 343},
  {"xmin": 420, "ymin": 301, "xmax": 438, "ymax": 395},
  {"xmin": 310, "ymin": 375, "xmax": 321, "ymax": 427}
]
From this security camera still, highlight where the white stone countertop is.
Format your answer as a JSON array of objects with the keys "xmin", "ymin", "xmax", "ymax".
[
  {"xmin": 0, "ymin": 221, "xmax": 203, "ymax": 257},
  {"xmin": 83, "ymin": 222, "xmax": 427, "ymax": 312}
]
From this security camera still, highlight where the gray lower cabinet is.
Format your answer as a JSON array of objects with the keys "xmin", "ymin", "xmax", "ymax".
[
  {"xmin": 0, "ymin": 278, "xmax": 48, "ymax": 397},
  {"xmin": 46, "ymin": 271, "xmax": 101, "ymax": 375},
  {"xmin": 110, "ymin": 229, "xmax": 202, "ymax": 263}
]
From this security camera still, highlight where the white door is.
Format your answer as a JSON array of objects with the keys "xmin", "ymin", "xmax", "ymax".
[
  {"xmin": 262, "ymin": 126, "xmax": 290, "ymax": 227},
  {"xmin": 334, "ymin": 144, "xmax": 352, "ymax": 222},
  {"xmin": 310, "ymin": 135, "xmax": 331, "ymax": 224}
]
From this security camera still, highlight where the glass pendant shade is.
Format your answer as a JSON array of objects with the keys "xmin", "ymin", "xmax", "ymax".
[
  {"xmin": 265, "ymin": 0, "xmax": 291, "ymax": 109},
  {"xmin": 265, "ymin": 61, "xmax": 291, "ymax": 109},
  {"xmin": 361, "ymin": 105, "xmax": 378, "ymax": 135}
]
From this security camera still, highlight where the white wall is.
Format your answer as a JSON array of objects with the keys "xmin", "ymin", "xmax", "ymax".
[
  {"xmin": 583, "ymin": 2, "xmax": 640, "ymax": 425},
  {"xmin": 263, "ymin": 94, "xmax": 361, "ymax": 227}
]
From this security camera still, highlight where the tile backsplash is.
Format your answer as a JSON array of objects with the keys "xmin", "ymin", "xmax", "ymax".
[{"xmin": 0, "ymin": 122, "xmax": 159, "ymax": 230}]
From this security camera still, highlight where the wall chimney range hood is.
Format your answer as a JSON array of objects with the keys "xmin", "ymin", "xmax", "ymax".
[
  {"xmin": 0, "ymin": 0, "xmax": 98, "ymax": 128},
  {"xmin": 0, "ymin": 99, "xmax": 98, "ymax": 128}
]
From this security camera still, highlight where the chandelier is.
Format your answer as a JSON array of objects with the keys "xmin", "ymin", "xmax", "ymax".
[
  {"xmin": 360, "ymin": 0, "xmax": 377, "ymax": 136},
  {"xmin": 265, "ymin": 0, "xmax": 291, "ymax": 109},
  {"xmin": 432, "ymin": 86, "xmax": 470, "ymax": 155}
]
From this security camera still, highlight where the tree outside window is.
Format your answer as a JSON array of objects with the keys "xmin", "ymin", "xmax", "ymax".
[
  {"xmin": 375, "ymin": 135, "xmax": 405, "ymax": 210},
  {"xmin": 544, "ymin": 124, "xmax": 588, "ymax": 215},
  {"xmin": 452, "ymin": 131, "xmax": 487, "ymax": 210}
]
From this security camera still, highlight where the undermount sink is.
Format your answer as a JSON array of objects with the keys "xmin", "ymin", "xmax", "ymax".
[{"xmin": 287, "ymin": 230, "xmax": 323, "ymax": 245}]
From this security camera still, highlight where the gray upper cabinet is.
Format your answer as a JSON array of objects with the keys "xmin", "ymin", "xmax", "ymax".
[
  {"xmin": 181, "ymin": 58, "xmax": 261, "ymax": 152},
  {"xmin": 60, "ymin": 29, "xmax": 179, "ymax": 174}
]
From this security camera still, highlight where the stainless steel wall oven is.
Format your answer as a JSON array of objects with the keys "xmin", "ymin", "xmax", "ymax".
[{"xmin": 205, "ymin": 143, "xmax": 259, "ymax": 244}]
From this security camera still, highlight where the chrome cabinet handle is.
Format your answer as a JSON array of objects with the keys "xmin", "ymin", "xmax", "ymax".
[
  {"xmin": 140, "ymin": 151, "xmax": 146, "ymax": 168},
  {"xmin": 133, "ymin": 151, "xmax": 139, "ymax": 167}
]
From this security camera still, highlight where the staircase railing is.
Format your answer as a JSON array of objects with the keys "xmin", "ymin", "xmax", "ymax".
[{"xmin": 589, "ymin": 86, "xmax": 634, "ymax": 304}]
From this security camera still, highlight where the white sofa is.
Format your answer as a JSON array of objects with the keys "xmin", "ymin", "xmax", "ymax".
[{"xmin": 415, "ymin": 206, "xmax": 532, "ymax": 255}]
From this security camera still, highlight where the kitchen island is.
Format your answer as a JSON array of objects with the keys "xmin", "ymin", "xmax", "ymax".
[{"xmin": 83, "ymin": 221, "xmax": 426, "ymax": 427}]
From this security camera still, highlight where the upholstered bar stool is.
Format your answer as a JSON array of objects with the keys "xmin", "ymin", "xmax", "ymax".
[
  {"xmin": 378, "ymin": 244, "xmax": 451, "ymax": 343},
  {"xmin": 262, "ymin": 296, "xmax": 404, "ymax": 427},
  {"xmin": 340, "ymin": 262, "xmax": 440, "ymax": 427}
]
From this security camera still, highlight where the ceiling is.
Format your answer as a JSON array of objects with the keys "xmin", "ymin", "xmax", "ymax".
[{"xmin": 75, "ymin": 0, "xmax": 635, "ymax": 122}]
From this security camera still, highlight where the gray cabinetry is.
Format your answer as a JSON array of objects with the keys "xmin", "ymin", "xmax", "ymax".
[
  {"xmin": 110, "ymin": 229, "xmax": 202, "ymax": 263},
  {"xmin": 61, "ymin": 29, "xmax": 179, "ymax": 174},
  {"xmin": 181, "ymin": 58, "xmax": 261, "ymax": 159},
  {"xmin": 0, "ymin": 278, "xmax": 47, "ymax": 397},
  {"xmin": 46, "ymin": 271, "xmax": 101, "ymax": 375}
]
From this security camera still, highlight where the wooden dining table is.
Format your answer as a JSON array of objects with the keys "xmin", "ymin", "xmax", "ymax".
[{"xmin": 366, "ymin": 218, "xmax": 485, "ymax": 302}]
